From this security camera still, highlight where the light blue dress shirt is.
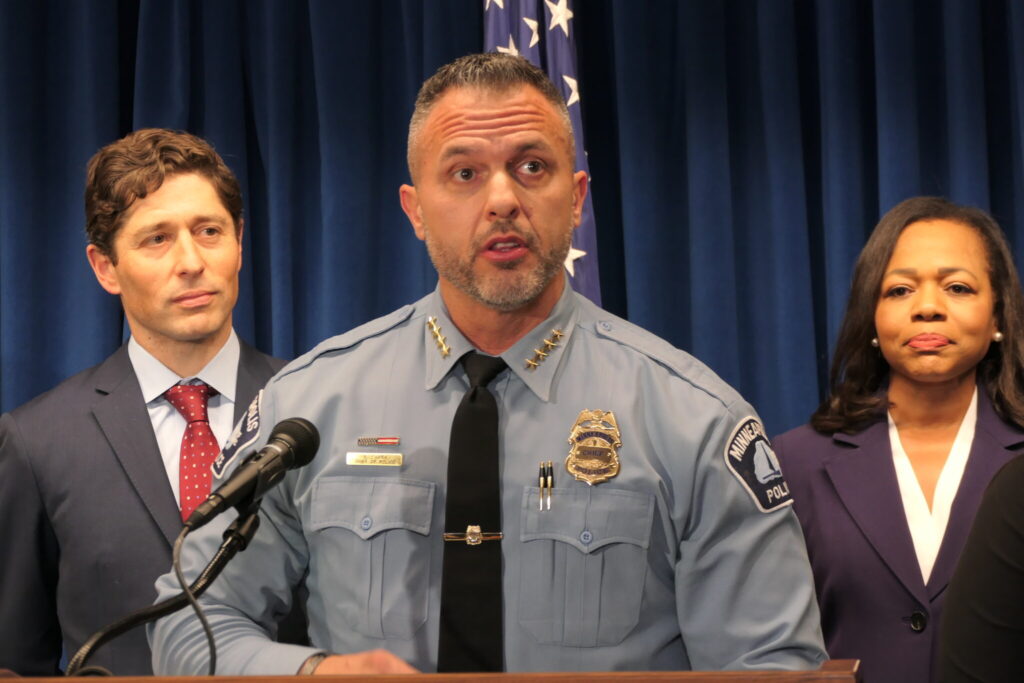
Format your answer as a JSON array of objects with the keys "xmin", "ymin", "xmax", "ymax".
[
  {"xmin": 149, "ymin": 285, "xmax": 826, "ymax": 673},
  {"xmin": 128, "ymin": 331, "xmax": 239, "ymax": 506}
]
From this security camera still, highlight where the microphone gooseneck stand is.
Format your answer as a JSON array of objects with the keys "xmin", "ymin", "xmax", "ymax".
[{"xmin": 64, "ymin": 504, "xmax": 262, "ymax": 676}]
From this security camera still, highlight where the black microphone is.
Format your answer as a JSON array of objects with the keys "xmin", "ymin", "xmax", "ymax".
[{"xmin": 184, "ymin": 418, "xmax": 320, "ymax": 531}]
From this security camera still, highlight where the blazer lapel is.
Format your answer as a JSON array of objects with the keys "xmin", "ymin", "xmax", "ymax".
[
  {"xmin": 927, "ymin": 391, "xmax": 1024, "ymax": 599},
  {"xmin": 825, "ymin": 420, "xmax": 929, "ymax": 603},
  {"xmin": 233, "ymin": 341, "xmax": 278, "ymax": 424},
  {"xmin": 91, "ymin": 346, "xmax": 182, "ymax": 547}
]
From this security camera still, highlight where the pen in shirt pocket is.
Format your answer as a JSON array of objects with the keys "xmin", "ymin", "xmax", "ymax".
[{"xmin": 537, "ymin": 460, "xmax": 554, "ymax": 510}]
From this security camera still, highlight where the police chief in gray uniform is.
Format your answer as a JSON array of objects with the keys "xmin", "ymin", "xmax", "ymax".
[{"xmin": 149, "ymin": 53, "xmax": 827, "ymax": 675}]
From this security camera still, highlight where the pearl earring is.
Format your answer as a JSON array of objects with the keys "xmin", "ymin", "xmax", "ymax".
[
  {"xmin": 994, "ymin": 331, "xmax": 1004, "ymax": 342},
  {"xmin": 871, "ymin": 338, "xmax": 880, "ymax": 348}
]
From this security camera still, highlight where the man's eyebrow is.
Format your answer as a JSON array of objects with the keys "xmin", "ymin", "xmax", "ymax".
[
  {"xmin": 439, "ymin": 145, "xmax": 477, "ymax": 163},
  {"xmin": 438, "ymin": 139, "xmax": 557, "ymax": 162},
  {"xmin": 129, "ymin": 215, "xmax": 229, "ymax": 235},
  {"xmin": 190, "ymin": 214, "xmax": 229, "ymax": 226},
  {"xmin": 515, "ymin": 141, "xmax": 551, "ymax": 153},
  {"xmin": 127, "ymin": 219, "xmax": 173, "ymax": 235}
]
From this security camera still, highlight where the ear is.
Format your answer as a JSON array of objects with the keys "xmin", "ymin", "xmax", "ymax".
[
  {"xmin": 86, "ymin": 244, "xmax": 122, "ymax": 295},
  {"xmin": 571, "ymin": 170, "xmax": 588, "ymax": 227},
  {"xmin": 399, "ymin": 184, "xmax": 426, "ymax": 241},
  {"xmin": 235, "ymin": 219, "xmax": 244, "ymax": 272}
]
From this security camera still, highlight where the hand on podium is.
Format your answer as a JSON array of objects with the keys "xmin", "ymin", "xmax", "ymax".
[{"xmin": 312, "ymin": 649, "xmax": 418, "ymax": 674}]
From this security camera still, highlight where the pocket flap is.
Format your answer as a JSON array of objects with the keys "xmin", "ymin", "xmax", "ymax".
[
  {"xmin": 521, "ymin": 486, "xmax": 654, "ymax": 553},
  {"xmin": 310, "ymin": 476, "xmax": 435, "ymax": 540}
]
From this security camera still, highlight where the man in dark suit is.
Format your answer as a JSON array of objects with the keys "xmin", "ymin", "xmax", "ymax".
[{"xmin": 0, "ymin": 129, "xmax": 285, "ymax": 675}]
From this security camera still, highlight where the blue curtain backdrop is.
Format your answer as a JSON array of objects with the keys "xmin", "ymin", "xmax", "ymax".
[{"xmin": 3, "ymin": 0, "xmax": 1024, "ymax": 437}]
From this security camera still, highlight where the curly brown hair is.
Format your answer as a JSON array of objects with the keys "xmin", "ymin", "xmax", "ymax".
[{"xmin": 84, "ymin": 128, "xmax": 242, "ymax": 262}]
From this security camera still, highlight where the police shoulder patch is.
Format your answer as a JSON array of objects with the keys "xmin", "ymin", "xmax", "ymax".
[
  {"xmin": 722, "ymin": 416, "xmax": 792, "ymax": 512},
  {"xmin": 214, "ymin": 390, "xmax": 264, "ymax": 479}
]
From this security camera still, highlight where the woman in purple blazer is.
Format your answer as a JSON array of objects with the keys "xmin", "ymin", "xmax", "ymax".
[{"xmin": 773, "ymin": 197, "xmax": 1024, "ymax": 683}]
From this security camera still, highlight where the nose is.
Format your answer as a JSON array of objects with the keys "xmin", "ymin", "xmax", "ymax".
[
  {"xmin": 485, "ymin": 171, "xmax": 521, "ymax": 221},
  {"xmin": 912, "ymin": 284, "xmax": 946, "ymax": 321},
  {"xmin": 174, "ymin": 232, "xmax": 205, "ymax": 276}
]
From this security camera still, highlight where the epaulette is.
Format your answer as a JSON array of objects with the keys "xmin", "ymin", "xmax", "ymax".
[
  {"xmin": 586, "ymin": 308, "xmax": 742, "ymax": 410},
  {"xmin": 274, "ymin": 304, "xmax": 416, "ymax": 380}
]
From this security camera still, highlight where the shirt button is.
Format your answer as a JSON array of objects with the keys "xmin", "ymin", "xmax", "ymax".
[
  {"xmin": 908, "ymin": 610, "xmax": 928, "ymax": 632},
  {"xmin": 599, "ymin": 321, "xmax": 612, "ymax": 331},
  {"xmin": 579, "ymin": 530, "xmax": 593, "ymax": 545},
  {"xmin": 360, "ymin": 516, "xmax": 373, "ymax": 531}
]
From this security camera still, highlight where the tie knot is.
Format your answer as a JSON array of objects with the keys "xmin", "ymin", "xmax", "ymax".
[
  {"xmin": 462, "ymin": 352, "xmax": 507, "ymax": 389},
  {"xmin": 164, "ymin": 382, "xmax": 217, "ymax": 423}
]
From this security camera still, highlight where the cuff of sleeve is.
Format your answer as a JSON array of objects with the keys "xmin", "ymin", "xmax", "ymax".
[{"xmin": 239, "ymin": 644, "xmax": 326, "ymax": 675}]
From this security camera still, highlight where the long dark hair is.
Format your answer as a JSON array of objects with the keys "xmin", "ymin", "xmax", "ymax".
[{"xmin": 812, "ymin": 196, "xmax": 1024, "ymax": 433}]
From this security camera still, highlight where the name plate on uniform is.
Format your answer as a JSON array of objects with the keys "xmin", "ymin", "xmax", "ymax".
[{"xmin": 346, "ymin": 452, "xmax": 404, "ymax": 466}]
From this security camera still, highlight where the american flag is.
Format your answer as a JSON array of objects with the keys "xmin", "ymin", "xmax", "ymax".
[{"xmin": 484, "ymin": 0, "xmax": 601, "ymax": 305}]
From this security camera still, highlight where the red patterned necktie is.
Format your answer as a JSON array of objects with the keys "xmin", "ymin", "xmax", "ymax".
[{"xmin": 164, "ymin": 383, "xmax": 220, "ymax": 522}]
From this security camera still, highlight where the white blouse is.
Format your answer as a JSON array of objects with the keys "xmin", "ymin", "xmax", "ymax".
[{"xmin": 888, "ymin": 387, "xmax": 978, "ymax": 584}]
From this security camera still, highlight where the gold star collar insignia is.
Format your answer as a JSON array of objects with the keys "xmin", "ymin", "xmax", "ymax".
[
  {"xmin": 427, "ymin": 317, "xmax": 450, "ymax": 358},
  {"xmin": 525, "ymin": 329, "xmax": 564, "ymax": 370}
]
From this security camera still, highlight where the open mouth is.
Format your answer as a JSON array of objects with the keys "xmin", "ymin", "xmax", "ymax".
[{"xmin": 482, "ymin": 235, "xmax": 529, "ymax": 262}]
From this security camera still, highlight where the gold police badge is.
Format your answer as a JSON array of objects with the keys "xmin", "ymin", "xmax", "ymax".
[{"xmin": 566, "ymin": 409, "xmax": 622, "ymax": 485}]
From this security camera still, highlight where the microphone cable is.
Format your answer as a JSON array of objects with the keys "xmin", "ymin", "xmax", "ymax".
[
  {"xmin": 65, "ymin": 508, "xmax": 261, "ymax": 676},
  {"xmin": 172, "ymin": 526, "xmax": 218, "ymax": 676}
]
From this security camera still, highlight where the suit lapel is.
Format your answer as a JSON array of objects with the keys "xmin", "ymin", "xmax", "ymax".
[
  {"xmin": 825, "ymin": 420, "xmax": 929, "ymax": 603},
  {"xmin": 90, "ymin": 346, "xmax": 182, "ymax": 547},
  {"xmin": 927, "ymin": 391, "xmax": 1024, "ymax": 599},
  {"xmin": 233, "ymin": 341, "xmax": 277, "ymax": 425}
]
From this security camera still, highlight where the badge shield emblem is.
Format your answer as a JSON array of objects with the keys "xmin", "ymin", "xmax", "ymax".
[{"xmin": 566, "ymin": 409, "xmax": 622, "ymax": 485}]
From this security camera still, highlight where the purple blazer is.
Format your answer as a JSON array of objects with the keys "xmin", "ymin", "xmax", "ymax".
[{"xmin": 773, "ymin": 390, "xmax": 1024, "ymax": 683}]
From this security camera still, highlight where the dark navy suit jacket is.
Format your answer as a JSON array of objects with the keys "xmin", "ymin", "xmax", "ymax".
[
  {"xmin": 0, "ymin": 341, "xmax": 284, "ymax": 675},
  {"xmin": 773, "ymin": 390, "xmax": 1024, "ymax": 683}
]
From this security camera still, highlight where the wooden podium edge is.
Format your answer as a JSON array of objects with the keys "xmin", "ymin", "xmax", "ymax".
[{"xmin": 4, "ymin": 660, "xmax": 859, "ymax": 682}]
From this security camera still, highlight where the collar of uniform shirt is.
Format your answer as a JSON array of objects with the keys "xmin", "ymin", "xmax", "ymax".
[
  {"xmin": 128, "ymin": 329, "xmax": 240, "ymax": 404},
  {"xmin": 422, "ymin": 281, "xmax": 580, "ymax": 402}
]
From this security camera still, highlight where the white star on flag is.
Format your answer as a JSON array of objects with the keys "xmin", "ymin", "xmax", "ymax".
[
  {"xmin": 496, "ymin": 34, "xmax": 519, "ymax": 56},
  {"xmin": 523, "ymin": 16, "xmax": 540, "ymax": 48},
  {"xmin": 564, "ymin": 246, "xmax": 586, "ymax": 277},
  {"xmin": 485, "ymin": 0, "xmax": 504, "ymax": 9},
  {"xmin": 562, "ymin": 75, "xmax": 579, "ymax": 106},
  {"xmin": 544, "ymin": 0, "xmax": 574, "ymax": 37}
]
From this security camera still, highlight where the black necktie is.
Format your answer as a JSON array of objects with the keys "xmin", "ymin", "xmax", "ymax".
[{"xmin": 437, "ymin": 352, "xmax": 508, "ymax": 672}]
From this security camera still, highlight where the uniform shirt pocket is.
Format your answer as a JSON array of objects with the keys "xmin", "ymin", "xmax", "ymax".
[
  {"xmin": 309, "ymin": 476, "xmax": 434, "ymax": 639},
  {"xmin": 518, "ymin": 486, "xmax": 654, "ymax": 647}
]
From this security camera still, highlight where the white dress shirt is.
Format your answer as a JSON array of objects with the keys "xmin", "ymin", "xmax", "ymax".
[{"xmin": 128, "ymin": 331, "xmax": 240, "ymax": 506}]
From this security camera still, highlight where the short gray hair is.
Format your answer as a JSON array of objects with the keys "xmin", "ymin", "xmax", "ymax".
[{"xmin": 407, "ymin": 53, "xmax": 575, "ymax": 179}]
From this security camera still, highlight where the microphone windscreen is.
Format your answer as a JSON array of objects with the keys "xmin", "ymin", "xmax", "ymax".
[{"xmin": 272, "ymin": 418, "xmax": 320, "ymax": 468}]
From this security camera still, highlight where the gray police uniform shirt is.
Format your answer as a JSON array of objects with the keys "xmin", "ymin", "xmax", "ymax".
[{"xmin": 149, "ymin": 284, "xmax": 826, "ymax": 674}]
